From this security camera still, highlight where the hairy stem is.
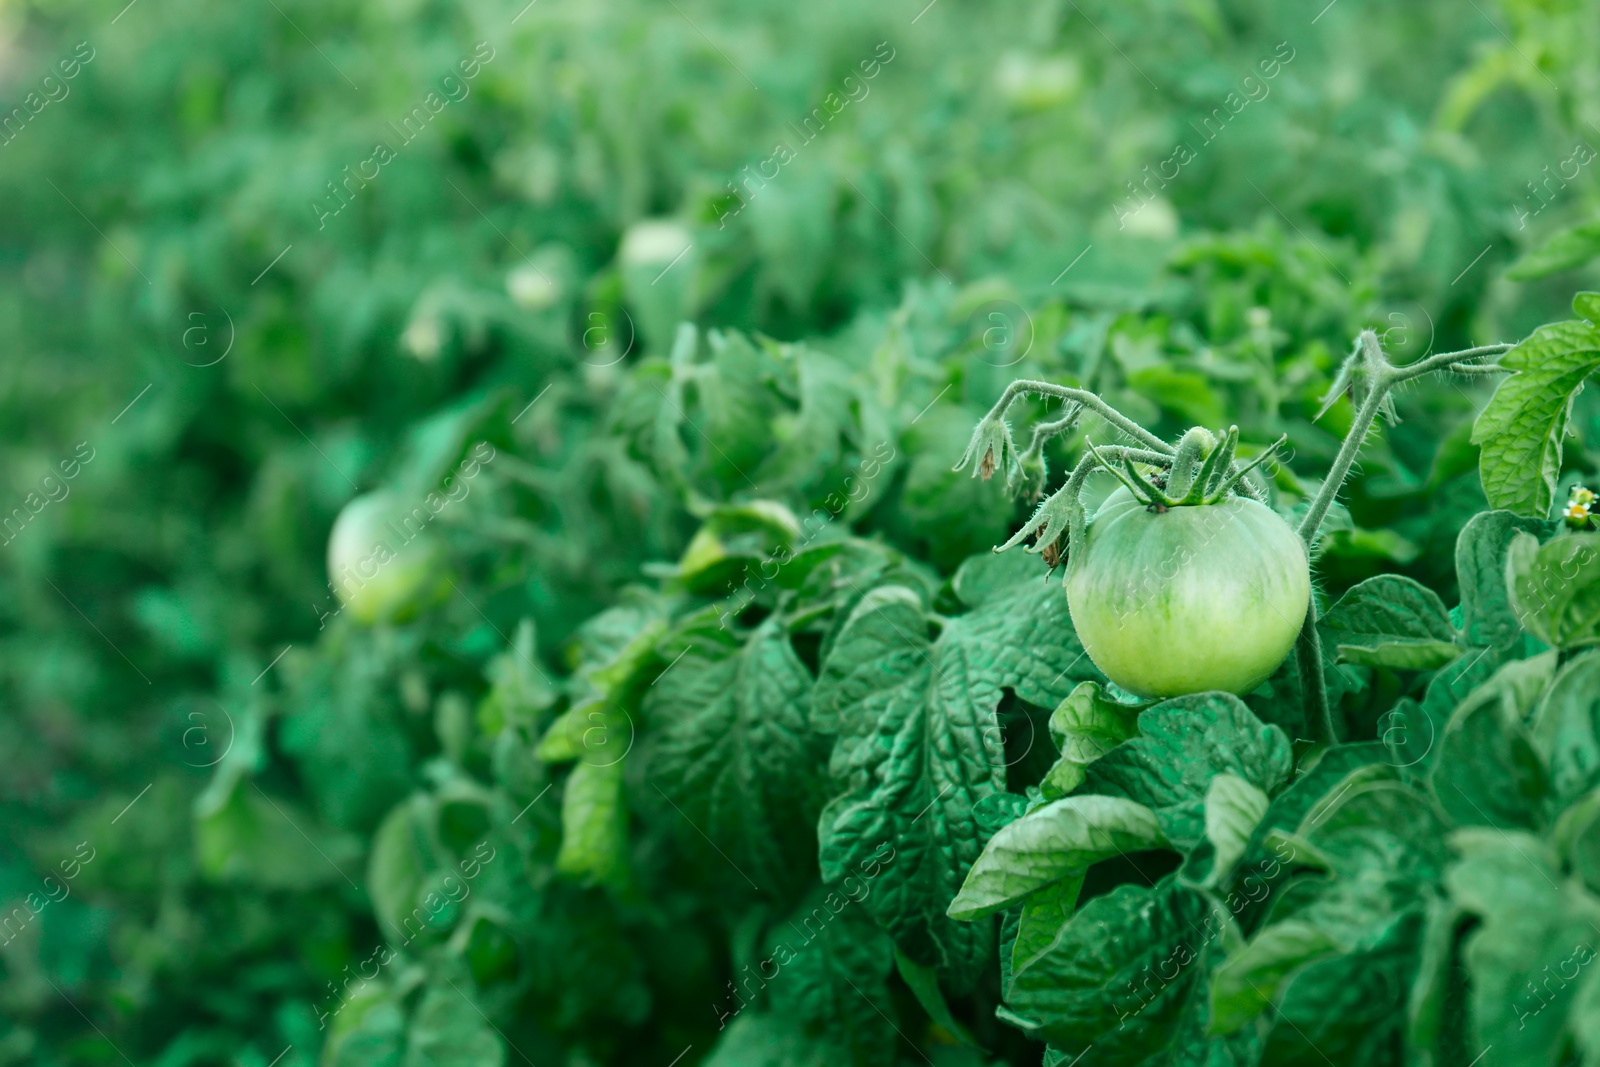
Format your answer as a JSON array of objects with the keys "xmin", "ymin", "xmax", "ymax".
[
  {"xmin": 1389, "ymin": 341, "xmax": 1515, "ymax": 382},
  {"xmin": 1297, "ymin": 381, "xmax": 1390, "ymax": 545},
  {"xmin": 983, "ymin": 380, "xmax": 1174, "ymax": 454}
]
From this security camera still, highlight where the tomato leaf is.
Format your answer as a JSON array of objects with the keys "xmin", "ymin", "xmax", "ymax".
[
  {"xmin": 1008, "ymin": 877, "xmax": 1235, "ymax": 1057},
  {"xmin": 1320, "ymin": 574, "xmax": 1461, "ymax": 670},
  {"xmin": 815, "ymin": 551, "xmax": 1098, "ymax": 981},
  {"xmin": 1507, "ymin": 220, "xmax": 1600, "ymax": 280},
  {"xmin": 645, "ymin": 618, "xmax": 825, "ymax": 896},
  {"xmin": 1471, "ymin": 294, "xmax": 1600, "ymax": 517},
  {"xmin": 947, "ymin": 795, "xmax": 1167, "ymax": 920},
  {"xmin": 1506, "ymin": 531, "xmax": 1600, "ymax": 649},
  {"xmin": 1529, "ymin": 649, "xmax": 1600, "ymax": 804},
  {"xmin": 1455, "ymin": 510, "xmax": 1561, "ymax": 649},
  {"xmin": 1041, "ymin": 681, "xmax": 1143, "ymax": 798},
  {"xmin": 1430, "ymin": 652, "xmax": 1555, "ymax": 829},
  {"xmin": 555, "ymin": 759, "xmax": 628, "ymax": 888},
  {"xmin": 1083, "ymin": 693, "xmax": 1294, "ymax": 849},
  {"xmin": 1446, "ymin": 829, "xmax": 1600, "ymax": 1065}
]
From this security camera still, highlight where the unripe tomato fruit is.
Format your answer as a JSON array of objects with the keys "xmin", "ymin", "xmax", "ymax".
[
  {"xmin": 1066, "ymin": 487, "xmax": 1311, "ymax": 698},
  {"xmin": 327, "ymin": 491, "xmax": 449, "ymax": 625}
]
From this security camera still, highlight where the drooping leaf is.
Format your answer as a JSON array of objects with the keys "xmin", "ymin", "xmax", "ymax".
[
  {"xmin": 1084, "ymin": 693, "xmax": 1293, "ymax": 848},
  {"xmin": 1431, "ymin": 652, "xmax": 1556, "ymax": 829},
  {"xmin": 1447, "ymin": 829, "xmax": 1600, "ymax": 1065},
  {"xmin": 1041, "ymin": 681, "xmax": 1143, "ymax": 797},
  {"xmin": 555, "ymin": 759, "xmax": 628, "ymax": 889},
  {"xmin": 947, "ymin": 795, "xmax": 1167, "ymax": 920},
  {"xmin": 1008, "ymin": 877, "xmax": 1234, "ymax": 1059},
  {"xmin": 1507, "ymin": 220, "xmax": 1600, "ymax": 280},
  {"xmin": 1202, "ymin": 773, "xmax": 1270, "ymax": 888},
  {"xmin": 1506, "ymin": 531, "xmax": 1600, "ymax": 649},
  {"xmin": 1529, "ymin": 649, "xmax": 1600, "ymax": 804},
  {"xmin": 815, "ymin": 550, "xmax": 1099, "ymax": 981},
  {"xmin": 1455, "ymin": 510, "xmax": 1560, "ymax": 649},
  {"xmin": 646, "ymin": 618, "xmax": 823, "ymax": 895},
  {"xmin": 761, "ymin": 891, "xmax": 897, "ymax": 1067},
  {"xmin": 1471, "ymin": 296, "xmax": 1600, "ymax": 517},
  {"xmin": 1320, "ymin": 574, "xmax": 1461, "ymax": 670}
]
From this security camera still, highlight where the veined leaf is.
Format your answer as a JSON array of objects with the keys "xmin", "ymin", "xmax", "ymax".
[
  {"xmin": 1471, "ymin": 294, "xmax": 1600, "ymax": 517},
  {"xmin": 1009, "ymin": 877, "xmax": 1234, "ymax": 1057},
  {"xmin": 1203, "ymin": 773, "xmax": 1270, "ymax": 887},
  {"xmin": 555, "ymin": 759, "xmax": 628, "ymax": 889},
  {"xmin": 1456, "ymin": 510, "xmax": 1560, "ymax": 649},
  {"xmin": 1432, "ymin": 651, "xmax": 1555, "ymax": 829},
  {"xmin": 646, "ymin": 618, "xmax": 823, "ymax": 895},
  {"xmin": 1041, "ymin": 681, "xmax": 1143, "ymax": 797},
  {"xmin": 1506, "ymin": 530, "xmax": 1600, "ymax": 649},
  {"xmin": 815, "ymin": 551, "xmax": 1098, "ymax": 981},
  {"xmin": 947, "ymin": 795, "xmax": 1166, "ymax": 920},
  {"xmin": 1321, "ymin": 574, "xmax": 1461, "ymax": 670},
  {"xmin": 1084, "ymin": 693, "xmax": 1293, "ymax": 848}
]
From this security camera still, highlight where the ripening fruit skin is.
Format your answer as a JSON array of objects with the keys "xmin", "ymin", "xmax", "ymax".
[
  {"xmin": 327, "ymin": 491, "xmax": 449, "ymax": 625},
  {"xmin": 1066, "ymin": 487, "xmax": 1311, "ymax": 698}
]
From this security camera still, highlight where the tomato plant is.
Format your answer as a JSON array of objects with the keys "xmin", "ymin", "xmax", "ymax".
[{"xmin": 15, "ymin": 2, "xmax": 1600, "ymax": 1066}]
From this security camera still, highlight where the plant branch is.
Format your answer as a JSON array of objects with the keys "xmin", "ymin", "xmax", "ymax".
[
  {"xmin": 1297, "ymin": 381, "xmax": 1390, "ymax": 545},
  {"xmin": 1388, "ymin": 341, "xmax": 1515, "ymax": 382},
  {"xmin": 980, "ymin": 380, "xmax": 1174, "ymax": 454}
]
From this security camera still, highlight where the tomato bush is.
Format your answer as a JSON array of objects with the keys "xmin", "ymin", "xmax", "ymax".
[{"xmin": 11, "ymin": 1, "xmax": 1600, "ymax": 1066}]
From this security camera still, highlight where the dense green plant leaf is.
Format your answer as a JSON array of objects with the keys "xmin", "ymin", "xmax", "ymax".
[
  {"xmin": 1431, "ymin": 652, "xmax": 1555, "ymax": 829},
  {"xmin": 947, "ymin": 795, "xmax": 1166, "ymax": 919},
  {"xmin": 1530, "ymin": 649, "xmax": 1600, "ymax": 804},
  {"xmin": 646, "ymin": 618, "xmax": 824, "ymax": 896},
  {"xmin": 815, "ymin": 551, "xmax": 1097, "ymax": 979},
  {"xmin": 1456, "ymin": 510, "xmax": 1561, "ymax": 649},
  {"xmin": 1447, "ymin": 829, "xmax": 1600, "ymax": 1065},
  {"xmin": 1321, "ymin": 574, "xmax": 1461, "ymax": 669},
  {"xmin": 405, "ymin": 981, "xmax": 506, "ymax": 1067},
  {"xmin": 757, "ymin": 890, "xmax": 897, "ymax": 1067},
  {"xmin": 1083, "ymin": 693, "xmax": 1293, "ymax": 848},
  {"xmin": 1507, "ymin": 531, "xmax": 1600, "ymax": 649},
  {"xmin": 1472, "ymin": 295, "xmax": 1600, "ymax": 516},
  {"xmin": 1041, "ymin": 681, "xmax": 1143, "ymax": 797},
  {"xmin": 1507, "ymin": 220, "xmax": 1600, "ymax": 280},
  {"xmin": 1008, "ymin": 877, "xmax": 1235, "ymax": 1060},
  {"xmin": 555, "ymin": 759, "xmax": 628, "ymax": 888}
]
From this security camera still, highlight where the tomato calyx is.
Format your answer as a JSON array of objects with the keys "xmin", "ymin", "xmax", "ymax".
[{"xmin": 1086, "ymin": 425, "xmax": 1285, "ymax": 510}]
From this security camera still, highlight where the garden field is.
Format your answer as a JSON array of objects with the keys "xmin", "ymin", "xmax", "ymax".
[{"xmin": 7, "ymin": 1, "xmax": 1600, "ymax": 1065}]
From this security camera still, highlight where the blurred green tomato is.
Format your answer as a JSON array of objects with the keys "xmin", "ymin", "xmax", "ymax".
[{"xmin": 327, "ymin": 491, "xmax": 449, "ymax": 625}]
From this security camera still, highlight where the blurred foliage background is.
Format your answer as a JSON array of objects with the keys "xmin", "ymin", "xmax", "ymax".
[{"xmin": 5, "ymin": 0, "xmax": 1600, "ymax": 1063}]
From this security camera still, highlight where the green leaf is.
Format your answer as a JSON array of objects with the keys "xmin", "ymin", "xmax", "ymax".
[
  {"xmin": 893, "ymin": 950, "xmax": 978, "ymax": 1048},
  {"xmin": 704, "ymin": 1013, "xmax": 835, "ymax": 1067},
  {"xmin": 1447, "ymin": 828, "xmax": 1600, "ymax": 1065},
  {"xmin": 367, "ymin": 799, "xmax": 433, "ymax": 944},
  {"xmin": 1041, "ymin": 681, "xmax": 1142, "ymax": 797},
  {"xmin": 405, "ymin": 980, "xmax": 505, "ymax": 1067},
  {"xmin": 1456, "ymin": 510, "xmax": 1560, "ymax": 649},
  {"xmin": 1203, "ymin": 773, "xmax": 1270, "ymax": 887},
  {"xmin": 324, "ymin": 989, "xmax": 405, "ymax": 1067},
  {"xmin": 1320, "ymin": 574, "xmax": 1461, "ymax": 670},
  {"xmin": 1507, "ymin": 531, "xmax": 1600, "ymax": 648},
  {"xmin": 1084, "ymin": 693, "xmax": 1293, "ymax": 848},
  {"xmin": 1008, "ymin": 878, "xmax": 1233, "ymax": 1057},
  {"xmin": 762, "ymin": 892, "xmax": 897, "ymax": 1067},
  {"xmin": 1552, "ymin": 787, "xmax": 1600, "ymax": 894},
  {"xmin": 1530, "ymin": 649, "xmax": 1600, "ymax": 803},
  {"xmin": 1431, "ymin": 652, "xmax": 1556, "ymax": 828},
  {"xmin": 646, "ymin": 618, "xmax": 823, "ymax": 894},
  {"xmin": 1010, "ymin": 875, "xmax": 1083, "ymax": 981},
  {"xmin": 816, "ymin": 552, "xmax": 1098, "ymax": 980},
  {"xmin": 1209, "ymin": 920, "xmax": 1338, "ymax": 1034},
  {"xmin": 1508, "ymin": 220, "xmax": 1600, "ymax": 280},
  {"xmin": 556, "ymin": 759, "xmax": 628, "ymax": 888},
  {"xmin": 1471, "ymin": 297, "xmax": 1600, "ymax": 516},
  {"xmin": 947, "ymin": 795, "xmax": 1167, "ymax": 920}
]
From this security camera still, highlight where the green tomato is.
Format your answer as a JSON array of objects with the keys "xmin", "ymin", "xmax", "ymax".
[
  {"xmin": 327, "ymin": 491, "xmax": 449, "ymax": 625},
  {"xmin": 1066, "ymin": 486, "xmax": 1311, "ymax": 698}
]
